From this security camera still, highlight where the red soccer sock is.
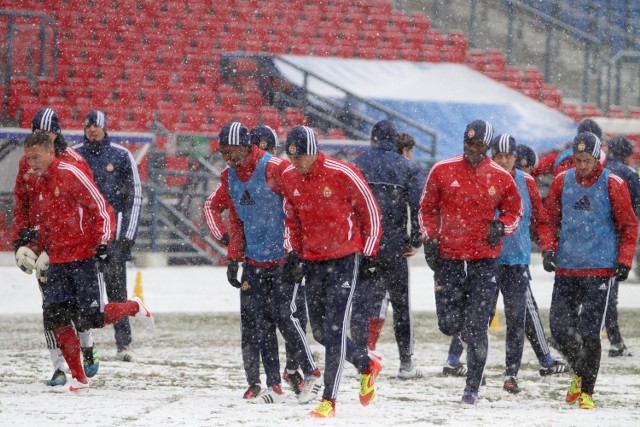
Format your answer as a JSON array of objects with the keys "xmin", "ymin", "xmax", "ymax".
[
  {"xmin": 103, "ymin": 300, "xmax": 138, "ymax": 325},
  {"xmin": 53, "ymin": 325, "xmax": 87, "ymax": 383},
  {"xmin": 367, "ymin": 318, "xmax": 385, "ymax": 351}
]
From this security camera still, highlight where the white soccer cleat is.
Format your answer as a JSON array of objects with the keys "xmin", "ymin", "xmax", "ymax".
[
  {"xmin": 297, "ymin": 372, "xmax": 323, "ymax": 404},
  {"xmin": 69, "ymin": 377, "xmax": 90, "ymax": 393},
  {"xmin": 116, "ymin": 347, "xmax": 137, "ymax": 362},
  {"xmin": 250, "ymin": 385, "xmax": 285, "ymax": 404},
  {"xmin": 132, "ymin": 297, "xmax": 155, "ymax": 332},
  {"xmin": 398, "ymin": 365, "xmax": 424, "ymax": 380}
]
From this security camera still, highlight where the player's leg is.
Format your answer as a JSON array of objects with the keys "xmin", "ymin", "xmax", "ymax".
[
  {"xmin": 239, "ymin": 278, "xmax": 262, "ymax": 398},
  {"xmin": 386, "ymin": 256, "xmax": 420, "ymax": 378},
  {"xmin": 524, "ymin": 282, "xmax": 568, "ymax": 375},
  {"xmin": 43, "ymin": 263, "xmax": 88, "ymax": 390},
  {"xmin": 500, "ymin": 265, "xmax": 527, "ymax": 393},
  {"xmin": 350, "ymin": 258, "xmax": 386, "ymax": 358},
  {"xmin": 462, "ymin": 258, "xmax": 498, "ymax": 398},
  {"xmin": 433, "ymin": 259, "xmax": 468, "ymax": 337},
  {"xmin": 245, "ymin": 265, "xmax": 281, "ymax": 391},
  {"xmin": 604, "ymin": 279, "xmax": 630, "ymax": 357},
  {"xmin": 270, "ymin": 266, "xmax": 322, "ymax": 402},
  {"xmin": 550, "ymin": 276, "xmax": 585, "ymax": 371},
  {"xmin": 104, "ymin": 259, "xmax": 134, "ymax": 360},
  {"xmin": 323, "ymin": 254, "xmax": 379, "ymax": 408},
  {"xmin": 575, "ymin": 277, "xmax": 611, "ymax": 400},
  {"xmin": 37, "ymin": 279, "xmax": 67, "ymax": 386}
]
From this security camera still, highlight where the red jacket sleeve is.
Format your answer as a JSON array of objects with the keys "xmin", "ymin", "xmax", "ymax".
[
  {"xmin": 12, "ymin": 158, "xmax": 30, "ymax": 241},
  {"xmin": 265, "ymin": 157, "xmax": 291, "ymax": 198},
  {"xmin": 532, "ymin": 152, "xmax": 558, "ymax": 177},
  {"xmin": 203, "ymin": 171, "xmax": 231, "ymax": 241},
  {"xmin": 608, "ymin": 176, "xmax": 639, "ymax": 267},
  {"xmin": 538, "ymin": 172, "xmax": 566, "ymax": 252},
  {"xmin": 284, "ymin": 194, "xmax": 302, "ymax": 254},
  {"xmin": 496, "ymin": 173, "xmax": 523, "ymax": 236},
  {"xmin": 68, "ymin": 165, "xmax": 115, "ymax": 247},
  {"xmin": 418, "ymin": 165, "xmax": 441, "ymax": 241},
  {"xmin": 202, "ymin": 170, "xmax": 246, "ymax": 261},
  {"xmin": 348, "ymin": 163, "xmax": 382, "ymax": 257}
]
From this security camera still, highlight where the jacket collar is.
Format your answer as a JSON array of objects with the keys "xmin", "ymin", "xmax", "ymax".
[{"xmin": 83, "ymin": 134, "xmax": 110, "ymax": 155}]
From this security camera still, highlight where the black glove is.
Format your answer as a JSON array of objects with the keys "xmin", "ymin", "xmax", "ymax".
[
  {"xmin": 488, "ymin": 220, "xmax": 505, "ymax": 249},
  {"xmin": 284, "ymin": 251, "xmax": 305, "ymax": 283},
  {"xmin": 226, "ymin": 259, "xmax": 242, "ymax": 288},
  {"xmin": 13, "ymin": 228, "xmax": 38, "ymax": 252},
  {"xmin": 220, "ymin": 233, "xmax": 230, "ymax": 247},
  {"xmin": 615, "ymin": 262, "xmax": 630, "ymax": 282},
  {"xmin": 112, "ymin": 237, "xmax": 135, "ymax": 255},
  {"xmin": 95, "ymin": 244, "xmax": 109, "ymax": 273},
  {"xmin": 542, "ymin": 250, "xmax": 556, "ymax": 272},
  {"xmin": 424, "ymin": 238, "xmax": 440, "ymax": 272},
  {"xmin": 359, "ymin": 257, "xmax": 378, "ymax": 280}
]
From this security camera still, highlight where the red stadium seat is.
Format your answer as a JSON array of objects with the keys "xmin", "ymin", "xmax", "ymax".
[
  {"xmin": 561, "ymin": 103, "xmax": 582, "ymax": 121},
  {"xmin": 607, "ymin": 105, "xmax": 625, "ymax": 119},
  {"xmin": 582, "ymin": 103, "xmax": 602, "ymax": 118},
  {"xmin": 284, "ymin": 107, "xmax": 306, "ymax": 126}
]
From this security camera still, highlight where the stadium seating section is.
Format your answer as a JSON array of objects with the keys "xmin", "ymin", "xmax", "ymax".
[
  {"xmin": 512, "ymin": 0, "xmax": 640, "ymax": 55},
  {"xmin": 2, "ymin": 0, "xmax": 639, "ymax": 143}
]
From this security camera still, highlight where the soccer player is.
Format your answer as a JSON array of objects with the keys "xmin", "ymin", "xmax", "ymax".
[
  {"xmin": 539, "ymin": 132, "xmax": 638, "ymax": 409},
  {"xmin": 74, "ymin": 110, "xmax": 142, "ymax": 362},
  {"xmin": 281, "ymin": 126, "xmax": 382, "ymax": 418},
  {"xmin": 419, "ymin": 119, "xmax": 522, "ymax": 405},
  {"xmin": 13, "ymin": 107, "xmax": 99, "ymax": 385},
  {"xmin": 19, "ymin": 132, "xmax": 154, "ymax": 392},
  {"xmin": 603, "ymin": 135, "xmax": 640, "ymax": 357},
  {"xmin": 203, "ymin": 122, "xmax": 321, "ymax": 404},
  {"xmin": 352, "ymin": 120, "xmax": 424, "ymax": 379}
]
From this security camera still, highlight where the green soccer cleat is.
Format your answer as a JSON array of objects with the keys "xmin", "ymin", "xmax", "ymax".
[
  {"xmin": 82, "ymin": 344, "xmax": 100, "ymax": 378},
  {"xmin": 565, "ymin": 374, "xmax": 582, "ymax": 404},
  {"xmin": 47, "ymin": 369, "xmax": 67, "ymax": 387},
  {"xmin": 578, "ymin": 392, "xmax": 595, "ymax": 409}
]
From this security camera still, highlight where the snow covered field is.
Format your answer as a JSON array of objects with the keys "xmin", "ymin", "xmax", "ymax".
[{"xmin": 1, "ymin": 262, "xmax": 639, "ymax": 426}]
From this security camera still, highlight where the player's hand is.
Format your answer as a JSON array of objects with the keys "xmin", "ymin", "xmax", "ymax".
[
  {"xmin": 35, "ymin": 251, "xmax": 49, "ymax": 283},
  {"xmin": 424, "ymin": 238, "xmax": 440, "ymax": 272},
  {"xmin": 220, "ymin": 233, "xmax": 230, "ymax": 247},
  {"xmin": 113, "ymin": 237, "xmax": 135, "ymax": 253},
  {"xmin": 488, "ymin": 220, "xmax": 505, "ymax": 249},
  {"xmin": 15, "ymin": 246, "xmax": 38, "ymax": 274},
  {"xmin": 95, "ymin": 244, "xmax": 109, "ymax": 273},
  {"xmin": 542, "ymin": 250, "xmax": 556, "ymax": 272},
  {"xmin": 403, "ymin": 245, "xmax": 420, "ymax": 257},
  {"xmin": 226, "ymin": 259, "xmax": 242, "ymax": 288},
  {"xmin": 13, "ymin": 228, "xmax": 38, "ymax": 252},
  {"xmin": 284, "ymin": 251, "xmax": 305, "ymax": 284},
  {"xmin": 615, "ymin": 262, "xmax": 630, "ymax": 282},
  {"xmin": 359, "ymin": 257, "xmax": 378, "ymax": 280}
]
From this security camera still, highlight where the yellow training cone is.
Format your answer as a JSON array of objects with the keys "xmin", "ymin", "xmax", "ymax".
[
  {"xmin": 134, "ymin": 271, "xmax": 144, "ymax": 302},
  {"xmin": 490, "ymin": 306, "xmax": 500, "ymax": 330}
]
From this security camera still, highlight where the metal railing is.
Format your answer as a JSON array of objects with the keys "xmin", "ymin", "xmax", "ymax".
[{"xmin": 271, "ymin": 56, "xmax": 438, "ymax": 159}]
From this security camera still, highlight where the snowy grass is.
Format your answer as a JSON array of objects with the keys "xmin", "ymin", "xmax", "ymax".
[
  {"xmin": 0, "ymin": 265, "xmax": 639, "ymax": 425},
  {"xmin": 0, "ymin": 311, "xmax": 639, "ymax": 426}
]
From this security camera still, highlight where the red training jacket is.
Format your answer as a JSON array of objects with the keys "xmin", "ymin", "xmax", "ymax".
[
  {"xmin": 538, "ymin": 163, "xmax": 638, "ymax": 277},
  {"xmin": 281, "ymin": 152, "xmax": 382, "ymax": 261},
  {"xmin": 419, "ymin": 155, "xmax": 523, "ymax": 260},
  {"xmin": 13, "ymin": 146, "xmax": 93, "ymax": 250},
  {"xmin": 30, "ymin": 157, "xmax": 114, "ymax": 263}
]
